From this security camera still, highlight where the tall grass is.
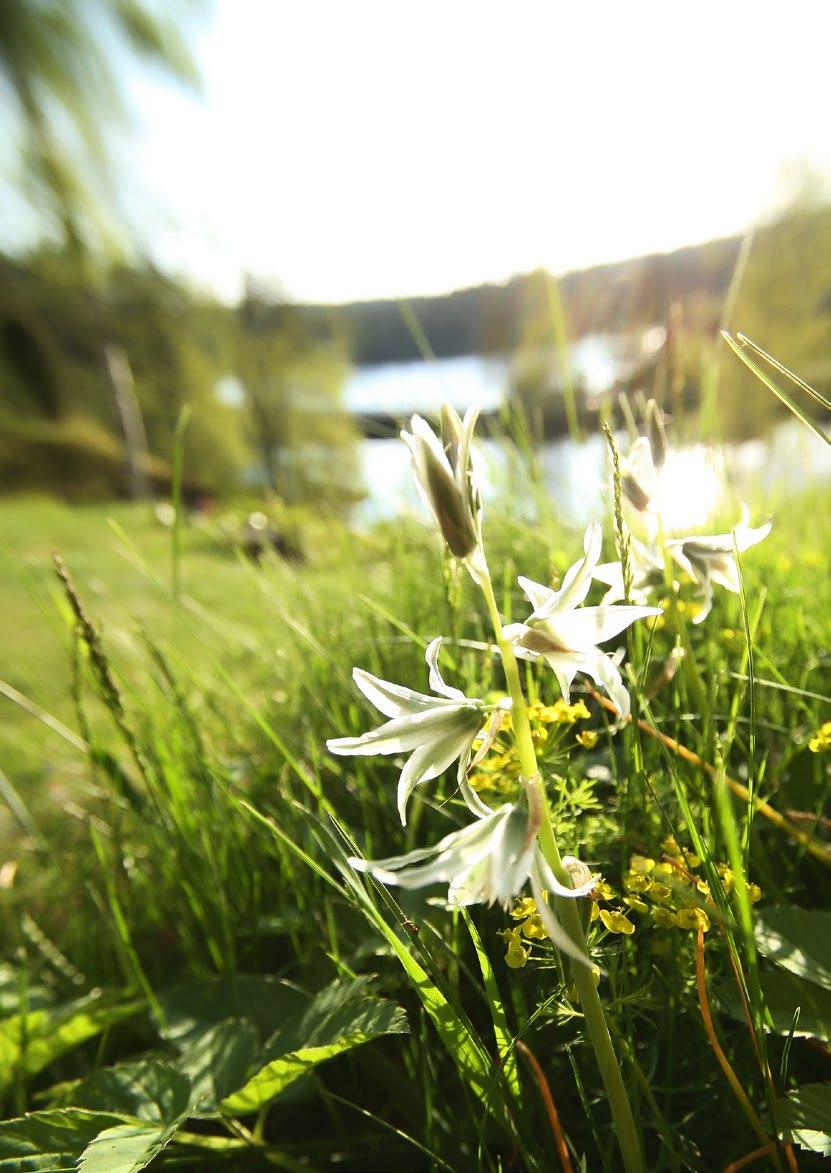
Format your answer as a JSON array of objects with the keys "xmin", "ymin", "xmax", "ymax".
[{"xmin": 0, "ymin": 422, "xmax": 829, "ymax": 1169}]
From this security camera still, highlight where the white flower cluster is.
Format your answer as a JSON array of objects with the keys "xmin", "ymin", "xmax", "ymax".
[
  {"xmin": 598, "ymin": 406, "xmax": 772, "ymax": 622},
  {"xmin": 327, "ymin": 407, "xmax": 665, "ymax": 964}
]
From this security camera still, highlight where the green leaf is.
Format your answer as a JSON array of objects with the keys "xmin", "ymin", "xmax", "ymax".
[
  {"xmin": 176, "ymin": 1018, "xmax": 260, "ymax": 1110},
  {"xmin": 0, "ymin": 1108, "xmax": 126, "ymax": 1170},
  {"xmin": 720, "ymin": 968, "xmax": 831, "ymax": 1043},
  {"xmin": 755, "ymin": 906, "xmax": 831, "ymax": 991},
  {"xmin": 461, "ymin": 909, "xmax": 520, "ymax": 1101},
  {"xmin": 221, "ymin": 979, "xmax": 408, "ymax": 1114},
  {"xmin": 76, "ymin": 1118, "xmax": 185, "ymax": 1173},
  {"xmin": 155, "ymin": 975, "xmax": 307, "ymax": 1051},
  {"xmin": 0, "ymin": 992, "xmax": 143, "ymax": 1095},
  {"xmin": 23, "ymin": 1063, "xmax": 197, "ymax": 1173},
  {"xmin": 773, "ymin": 1083, "xmax": 831, "ymax": 1156},
  {"xmin": 55, "ymin": 1058, "xmax": 192, "ymax": 1124}
]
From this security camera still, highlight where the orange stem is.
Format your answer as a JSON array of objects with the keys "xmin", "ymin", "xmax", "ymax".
[
  {"xmin": 695, "ymin": 928, "xmax": 782, "ymax": 1170},
  {"xmin": 516, "ymin": 1040, "xmax": 574, "ymax": 1173},
  {"xmin": 586, "ymin": 688, "xmax": 830, "ymax": 866}
]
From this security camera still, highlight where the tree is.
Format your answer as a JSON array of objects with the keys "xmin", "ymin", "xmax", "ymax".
[{"xmin": 0, "ymin": 0, "xmax": 198, "ymax": 257}]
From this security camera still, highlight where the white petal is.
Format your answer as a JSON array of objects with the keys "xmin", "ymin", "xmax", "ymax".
[
  {"xmin": 530, "ymin": 856, "xmax": 593, "ymax": 968},
  {"xmin": 397, "ymin": 724, "xmax": 481, "ymax": 824},
  {"xmin": 425, "ymin": 637, "xmax": 467, "ymax": 701},
  {"xmin": 327, "ymin": 705, "xmax": 475, "ymax": 758},
  {"xmin": 621, "ymin": 436, "xmax": 657, "ymax": 507},
  {"xmin": 522, "ymin": 522, "xmax": 603, "ymax": 621},
  {"xmin": 543, "ymin": 604, "xmax": 661, "ymax": 651},
  {"xmin": 735, "ymin": 516, "xmax": 772, "ymax": 552},
  {"xmin": 541, "ymin": 653, "xmax": 580, "ymax": 703},
  {"xmin": 576, "ymin": 649, "xmax": 631, "ymax": 721},
  {"xmin": 352, "ymin": 667, "xmax": 437, "ymax": 718},
  {"xmin": 487, "ymin": 805, "xmax": 536, "ymax": 905}
]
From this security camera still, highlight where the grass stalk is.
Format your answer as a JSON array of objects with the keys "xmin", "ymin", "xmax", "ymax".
[{"xmin": 478, "ymin": 566, "xmax": 645, "ymax": 1173}]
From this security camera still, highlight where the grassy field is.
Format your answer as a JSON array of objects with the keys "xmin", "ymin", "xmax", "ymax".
[{"xmin": 0, "ymin": 452, "xmax": 829, "ymax": 1171}]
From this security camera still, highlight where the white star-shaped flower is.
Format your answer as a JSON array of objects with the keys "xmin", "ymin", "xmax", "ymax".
[
  {"xmin": 504, "ymin": 523, "xmax": 660, "ymax": 720},
  {"xmin": 327, "ymin": 638, "xmax": 503, "ymax": 824}
]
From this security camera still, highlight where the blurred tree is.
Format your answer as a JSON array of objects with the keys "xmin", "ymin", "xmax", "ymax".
[
  {"xmin": 236, "ymin": 289, "xmax": 363, "ymax": 513},
  {"xmin": 0, "ymin": 0, "xmax": 198, "ymax": 257}
]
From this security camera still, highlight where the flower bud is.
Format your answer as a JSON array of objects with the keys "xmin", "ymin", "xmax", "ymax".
[{"xmin": 402, "ymin": 408, "xmax": 482, "ymax": 563}]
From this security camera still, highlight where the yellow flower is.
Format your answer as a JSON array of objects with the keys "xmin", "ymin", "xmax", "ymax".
[
  {"xmin": 649, "ymin": 882, "xmax": 672, "ymax": 903},
  {"xmin": 576, "ymin": 730, "xmax": 599, "ymax": 749},
  {"xmin": 676, "ymin": 907, "xmax": 710, "ymax": 932},
  {"xmin": 651, "ymin": 907, "xmax": 678, "ymax": 928},
  {"xmin": 520, "ymin": 915, "xmax": 548, "ymax": 940},
  {"xmin": 630, "ymin": 855, "xmax": 656, "ymax": 875},
  {"xmin": 599, "ymin": 909, "xmax": 636, "ymax": 935},
  {"xmin": 808, "ymin": 722, "xmax": 831, "ymax": 753},
  {"xmin": 501, "ymin": 928, "xmax": 530, "ymax": 969}
]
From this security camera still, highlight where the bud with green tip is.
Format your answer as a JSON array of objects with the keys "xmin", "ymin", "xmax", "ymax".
[{"xmin": 402, "ymin": 406, "xmax": 485, "ymax": 576}]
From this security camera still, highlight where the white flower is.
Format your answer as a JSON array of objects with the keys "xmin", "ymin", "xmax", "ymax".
[
  {"xmin": 327, "ymin": 637, "xmax": 500, "ymax": 825},
  {"xmin": 401, "ymin": 406, "xmax": 486, "ymax": 577},
  {"xmin": 666, "ymin": 506, "xmax": 772, "ymax": 624},
  {"xmin": 348, "ymin": 799, "xmax": 596, "ymax": 966},
  {"xmin": 593, "ymin": 535, "xmax": 665, "ymax": 606},
  {"xmin": 503, "ymin": 523, "xmax": 661, "ymax": 721},
  {"xmin": 620, "ymin": 435, "xmax": 661, "ymax": 543}
]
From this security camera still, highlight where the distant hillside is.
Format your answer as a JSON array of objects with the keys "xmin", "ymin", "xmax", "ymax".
[{"xmin": 303, "ymin": 234, "xmax": 744, "ymax": 365}]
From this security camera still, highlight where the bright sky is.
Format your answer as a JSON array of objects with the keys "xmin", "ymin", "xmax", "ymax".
[{"xmin": 7, "ymin": 1, "xmax": 831, "ymax": 303}]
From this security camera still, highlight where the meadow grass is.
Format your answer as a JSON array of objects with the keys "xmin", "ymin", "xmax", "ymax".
[{"xmin": 0, "ymin": 462, "xmax": 829, "ymax": 1171}]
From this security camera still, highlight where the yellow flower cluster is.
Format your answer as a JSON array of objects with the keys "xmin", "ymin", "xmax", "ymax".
[
  {"xmin": 470, "ymin": 699, "xmax": 594, "ymax": 797},
  {"xmin": 501, "ymin": 834, "xmax": 765, "ymax": 968},
  {"xmin": 499, "ymin": 894, "xmax": 552, "ymax": 967},
  {"xmin": 808, "ymin": 722, "xmax": 831, "ymax": 753}
]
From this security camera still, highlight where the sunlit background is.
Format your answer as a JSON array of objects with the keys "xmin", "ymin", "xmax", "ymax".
[{"xmin": 1, "ymin": 0, "xmax": 829, "ymax": 526}]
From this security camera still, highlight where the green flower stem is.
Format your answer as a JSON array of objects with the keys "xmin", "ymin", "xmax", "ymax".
[{"xmin": 478, "ymin": 566, "xmax": 645, "ymax": 1173}]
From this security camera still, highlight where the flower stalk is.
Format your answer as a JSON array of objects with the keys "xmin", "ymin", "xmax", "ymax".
[{"xmin": 477, "ymin": 567, "xmax": 646, "ymax": 1173}]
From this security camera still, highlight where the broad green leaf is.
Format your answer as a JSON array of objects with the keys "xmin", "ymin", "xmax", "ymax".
[
  {"xmin": 176, "ymin": 1018, "xmax": 260, "ymax": 1110},
  {"xmin": 221, "ymin": 980, "xmax": 407, "ymax": 1114},
  {"xmin": 0, "ymin": 1108, "xmax": 126, "ymax": 1170},
  {"xmin": 720, "ymin": 968, "xmax": 831, "ymax": 1044},
  {"xmin": 54, "ymin": 1058, "xmax": 192, "ymax": 1124},
  {"xmin": 0, "ymin": 966, "xmax": 54, "ymax": 1018},
  {"xmin": 76, "ymin": 1117, "xmax": 186, "ymax": 1173},
  {"xmin": 755, "ymin": 907, "xmax": 831, "ymax": 991},
  {"xmin": 155, "ymin": 975, "xmax": 307, "ymax": 1050},
  {"xmin": 773, "ymin": 1083, "xmax": 831, "ymax": 1157},
  {"xmin": 0, "ymin": 993, "xmax": 143, "ymax": 1095}
]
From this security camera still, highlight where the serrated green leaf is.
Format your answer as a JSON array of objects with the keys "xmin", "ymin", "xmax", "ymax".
[
  {"xmin": 177, "ymin": 1018, "xmax": 260, "ymax": 1110},
  {"xmin": 720, "ymin": 968, "xmax": 831, "ymax": 1043},
  {"xmin": 0, "ymin": 993, "xmax": 143, "ymax": 1095},
  {"xmin": 54, "ymin": 1058, "xmax": 192, "ymax": 1124},
  {"xmin": 0, "ymin": 1108, "xmax": 126, "ymax": 1170},
  {"xmin": 755, "ymin": 906, "xmax": 831, "ymax": 991},
  {"xmin": 773, "ymin": 1083, "xmax": 831, "ymax": 1156},
  {"xmin": 221, "ymin": 980, "xmax": 408, "ymax": 1114},
  {"xmin": 76, "ymin": 1118, "xmax": 185, "ymax": 1173},
  {"xmin": 155, "ymin": 975, "xmax": 307, "ymax": 1051}
]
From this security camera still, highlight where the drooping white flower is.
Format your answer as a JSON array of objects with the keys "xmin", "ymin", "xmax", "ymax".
[
  {"xmin": 348, "ymin": 800, "xmax": 596, "ymax": 965},
  {"xmin": 593, "ymin": 535, "xmax": 665, "ymax": 606},
  {"xmin": 503, "ymin": 523, "xmax": 661, "ymax": 721},
  {"xmin": 327, "ymin": 637, "xmax": 501, "ymax": 825},
  {"xmin": 620, "ymin": 435, "xmax": 661, "ymax": 543},
  {"xmin": 665, "ymin": 506, "xmax": 772, "ymax": 624},
  {"xmin": 401, "ymin": 406, "xmax": 486, "ymax": 579}
]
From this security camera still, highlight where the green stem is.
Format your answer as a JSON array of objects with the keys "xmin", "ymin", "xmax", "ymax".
[{"xmin": 478, "ymin": 567, "xmax": 645, "ymax": 1173}]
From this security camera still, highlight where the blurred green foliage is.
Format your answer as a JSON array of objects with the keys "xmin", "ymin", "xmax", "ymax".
[{"xmin": 0, "ymin": 254, "xmax": 359, "ymax": 505}]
